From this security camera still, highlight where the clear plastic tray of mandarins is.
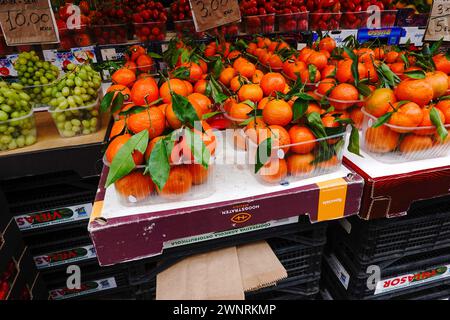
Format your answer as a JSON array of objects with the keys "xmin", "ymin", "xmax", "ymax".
[
  {"xmin": 276, "ymin": 11, "xmax": 309, "ymax": 33},
  {"xmin": 225, "ymin": 126, "xmax": 261, "ymax": 164},
  {"xmin": 219, "ymin": 99, "xmax": 260, "ymax": 129},
  {"xmin": 121, "ymin": 62, "xmax": 157, "ymax": 76},
  {"xmin": 314, "ymin": 84, "xmax": 367, "ymax": 110},
  {"xmin": 103, "ymin": 155, "xmax": 216, "ymax": 206},
  {"xmin": 244, "ymin": 129, "xmax": 347, "ymax": 185},
  {"xmin": 361, "ymin": 108, "xmax": 450, "ymax": 163}
]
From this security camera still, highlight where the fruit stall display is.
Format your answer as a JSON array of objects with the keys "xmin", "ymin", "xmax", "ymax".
[
  {"xmin": 97, "ymin": 30, "xmax": 450, "ymax": 203},
  {"xmin": 37, "ymin": 0, "xmax": 435, "ymax": 53},
  {"xmin": 2, "ymin": 1, "xmax": 450, "ymax": 304}
]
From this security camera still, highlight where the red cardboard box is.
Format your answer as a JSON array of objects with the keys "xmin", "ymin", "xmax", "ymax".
[
  {"xmin": 344, "ymin": 151, "xmax": 450, "ymax": 220},
  {"xmin": 89, "ymin": 163, "xmax": 364, "ymax": 266}
]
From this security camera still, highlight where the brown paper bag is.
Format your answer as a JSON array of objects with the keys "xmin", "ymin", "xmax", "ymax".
[
  {"xmin": 156, "ymin": 246, "xmax": 245, "ymax": 300},
  {"xmin": 237, "ymin": 241, "xmax": 288, "ymax": 292}
]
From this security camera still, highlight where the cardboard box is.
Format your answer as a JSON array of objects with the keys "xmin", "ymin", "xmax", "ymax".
[
  {"xmin": 344, "ymin": 151, "xmax": 450, "ymax": 220},
  {"xmin": 89, "ymin": 163, "xmax": 364, "ymax": 266}
]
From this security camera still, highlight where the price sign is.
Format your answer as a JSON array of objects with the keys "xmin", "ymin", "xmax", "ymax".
[
  {"xmin": 0, "ymin": 0, "xmax": 59, "ymax": 45},
  {"xmin": 189, "ymin": 0, "xmax": 241, "ymax": 32},
  {"xmin": 425, "ymin": 0, "xmax": 450, "ymax": 41}
]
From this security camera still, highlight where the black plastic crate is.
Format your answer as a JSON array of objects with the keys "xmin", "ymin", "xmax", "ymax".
[
  {"xmin": 330, "ymin": 196, "xmax": 450, "ymax": 264},
  {"xmin": 43, "ymin": 260, "xmax": 125, "ymax": 289},
  {"xmin": 392, "ymin": 282, "xmax": 450, "ymax": 300},
  {"xmin": 92, "ymin": 287, "xmax": 141, "ymax": 300},
  {"xmin": 2, "ymin": 174, "xmax": 98, "ymax": 237},
  {"xmin": 321, "ymin": 265, "xmax": 450, "ymax": 300},
  {"xmin": 122, "ymin": 220, "xmax": 327, "ymax": 300},
  {"xmin": 323, "ymin": 239, "xmax": 450, "ymax": 300},
  {"xmin": 29, "ymin": 273, "xmax": 48, "ymax": 300},
  {"xmin": 47, "ymin": 265, "xmax": 129, "ymax": 300},
  {"xmin": 92, "ymin": 284, "xmax": 158, "ymax": 300},
  {"xmin": 126, "ymin": 217, "xmax": 327, "ymax": 286},
  {"xmin": 246, "ymin": 277, "xmax": 319, "ymax": 300},
  {"xmin": 267, "ymin": 237, "xmax": 325, "ymax": 281},
  {"xmin": 131, "ymin": 279, "xmax": 156, "ymax": 299},
  {"xmin": 5, "ymin": 174, "xmax": 98, "ymax": 215},
  {"xmin": 74, "ymin": 275, "xmax": 131, "ymax": 300},
  {"xmin": 29, "ymin": 225, "xmax": 91, "ymax": 253},
  {"xmin": 130, "ymin": 277, "xmax": 321, "ymax": 301},
  {"xmin": 30, "ymin": 228, "xmax": 95, "ymax": 273}
]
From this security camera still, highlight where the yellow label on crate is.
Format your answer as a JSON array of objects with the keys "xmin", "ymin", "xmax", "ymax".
[
  {"xmin": 316, "ymin": 178, "xmax": 348, "ymax": 221},
  {"xmin": 90, "ymin": 200, "xmax": 104, "ymax": 222}
]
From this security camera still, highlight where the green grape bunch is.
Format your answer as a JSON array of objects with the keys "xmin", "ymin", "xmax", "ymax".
[
  {"xmin": 48, "ymin": 63, "xmax": 103, "ymax": 138},
  {"xmin": 0, "ymin": 81, "xmax": 36, "ymax": 151},
  {"xmin": 13, "ymin": 51, "xmax": 60, "ymax": 106}
]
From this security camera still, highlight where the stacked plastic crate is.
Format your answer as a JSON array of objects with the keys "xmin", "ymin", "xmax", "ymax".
[
  {"xmin": 125, "ymin": 216, "xmax": 328, "ymax": 300},
  {"xmin": 0, "ymin": 172, "xmax": 133, "ymax": 300},
  {"xmin": 321, "ymin": 196, "xmax": 450, "ymax": 300}
]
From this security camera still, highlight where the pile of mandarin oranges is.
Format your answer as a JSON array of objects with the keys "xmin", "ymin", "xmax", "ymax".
[{"xmin": 102, "ymin": 35, "xmax": 450, "ymax": 199}]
